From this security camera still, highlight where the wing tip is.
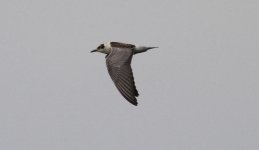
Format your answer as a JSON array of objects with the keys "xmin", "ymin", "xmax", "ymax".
[
  {"xmin": 130, "ymin": 101, "xmax": 138, "ymax": 106},
  {"xmin": 127, "ymin": 97, "xmax": 138, "ymax": 106},
  {"xmin": 128, "ymin": 97, "xmax": 138, "ymax": 106}
]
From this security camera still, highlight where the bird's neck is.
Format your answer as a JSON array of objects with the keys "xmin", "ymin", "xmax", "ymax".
[{"xmin": 101, "ymin": 48, "xmax": 111, "ymax": 54}]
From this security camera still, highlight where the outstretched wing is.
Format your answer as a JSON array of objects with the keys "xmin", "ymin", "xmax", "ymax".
[{"xmin": 106, "ymin": 47, "xmax": 139, "ymax": 106}]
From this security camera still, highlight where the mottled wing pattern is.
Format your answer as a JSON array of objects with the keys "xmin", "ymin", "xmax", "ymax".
[{"xmin": 106, "ymin": 47, "xmax": 139, "ymax": 106}]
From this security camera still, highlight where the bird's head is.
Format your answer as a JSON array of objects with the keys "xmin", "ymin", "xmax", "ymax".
[{"xmin": 91, "ymin": 43, "xmax": 111, "ymax": 54}]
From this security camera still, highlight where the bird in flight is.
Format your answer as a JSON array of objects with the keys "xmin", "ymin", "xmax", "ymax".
[{"xmin": 91, "ymin": 42, "xmax": 157, "ymax": 106}]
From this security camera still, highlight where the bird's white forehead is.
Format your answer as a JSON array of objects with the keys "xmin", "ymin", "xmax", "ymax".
[{"xmin": 104, "ymin": 42, "xmax": 111, "ymax": 49}]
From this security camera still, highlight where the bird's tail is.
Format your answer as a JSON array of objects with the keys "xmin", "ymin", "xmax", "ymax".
[{"xmin": 134, "ymin": 46, "xmax": 158, "ymax": 54}]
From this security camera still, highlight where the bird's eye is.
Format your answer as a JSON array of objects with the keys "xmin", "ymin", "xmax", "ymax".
[
  {"xmin": 97, "ymin": 44, "xmax": 104, "ymax": 49},
  {"xmin": 98, "ymin": 44, "xmax": 104, "ymax": 49}
]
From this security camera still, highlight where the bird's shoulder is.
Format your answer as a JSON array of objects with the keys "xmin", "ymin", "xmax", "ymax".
[{"xmin": 106, "ymin": 47, "xmax": 133, "ymax": 64}]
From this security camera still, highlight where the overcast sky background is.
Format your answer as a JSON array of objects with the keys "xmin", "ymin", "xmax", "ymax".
[{"xmin": 0, "ymin": 0, "xmax": 258, "ymax": 150}]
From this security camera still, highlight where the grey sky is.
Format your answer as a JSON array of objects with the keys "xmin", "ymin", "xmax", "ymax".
[{"xmin": 0, "ymin": 0, "xmax": 258, "ymax": 149}]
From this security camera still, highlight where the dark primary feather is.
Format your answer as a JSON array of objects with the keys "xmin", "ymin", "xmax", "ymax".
[{"xmin": 106, "ymin": 47, "xmax": 139, "ymax": 106}]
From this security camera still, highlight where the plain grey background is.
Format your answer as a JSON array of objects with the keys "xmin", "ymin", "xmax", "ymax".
[{"xmin": 0, "ymin": 0, "xmax": 258, "ymax": 149}]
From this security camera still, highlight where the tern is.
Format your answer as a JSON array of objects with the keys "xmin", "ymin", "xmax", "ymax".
[{"xmin": 91, "ymin": 42, "xmax": 158, "ymax": 106}]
